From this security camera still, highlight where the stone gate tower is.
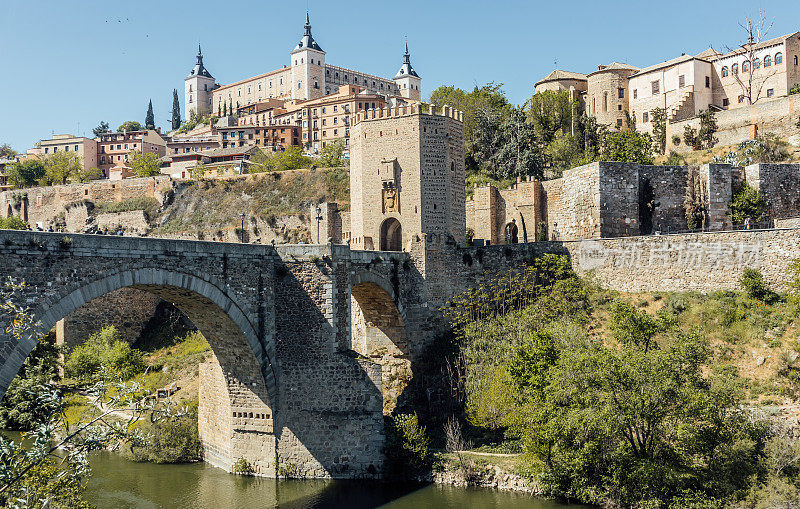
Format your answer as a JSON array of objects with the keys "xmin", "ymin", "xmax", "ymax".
[{"xmin": 349, "ymin": 104, "xmax": 465, "ymax": 251}]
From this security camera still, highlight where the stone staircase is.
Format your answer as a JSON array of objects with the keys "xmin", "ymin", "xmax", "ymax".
[{"xmin": 669, "ymin": 86, "xmax": 695, "ymax": 123}]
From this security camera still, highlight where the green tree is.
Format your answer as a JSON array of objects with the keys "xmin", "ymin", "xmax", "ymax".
[
  {"xmin": 92, "ymin": 121, "xmax": 110, "ymax": 137},
  {"xmin": 145, "ymin": 99, "xmax": 156, "ymax": 130},
  {"xmin": 190, "ymin": 161, "xmax": 207, "ymax": 179},
  {"xmin": 684, "ymin": 125, "xmax": 700, "ymax": 150},
  {"xmin": 41, "ymin": 151, "xmax": 82, "ymax": 185},
  {"xmin": 316, "ymin": 139, "xmax": 346, "ymax": 168},
  {"xmin": 0, "ymin": 143, "xmax": 17, "ymax": 159},
  {"xmin": 6, "ymin": 159, "xmax": 45, "ymax": 188},
  {"xmin": 117, "ymin": 120, "xmax": 144, "ymax": 132},
  {"xmin": 271, "ymin": 146, "xmax": 312, "ymax": 172},
  {"xmin": 64, "ymin": 326, "xmax": 145, "ymax": 381},
  {"xmin": 650, "ymin": 107, "xmax": 667, "ymax": 154},
  {"xmin": 601, "ymin": 129, "xmax": 654, "ymax": 164},
  {"xmin": 0, "ymin": 216, "xmax": 28, "ymax": 230},
  {"xmin": 129, "ymin": 150, "xmax": 162, "ymax": 177},
  {"xmin": 247, "ymin": 150, "xmax": 273, "ymax": 174},
  {"xmin": 697, "ymin": 108, "xmax": 718, "ymax": 149},
  {"xmin": 490, "ymin": 107, "xmax": 544, "ymax": 179},
  {"xmin": 385, "ymin": 413, "xmax": 431, "ymax": 478},
  {"xmin": 72, "ymin": 167, "xmax": 104, "ymax": 183},
  {"xmin": 729, "ymin": 182, "xmax": 767, "ymax": 225},
  {"xmin": 171, "ymin": 90, "xmax": 181, "ymax": 131},
  {"xmin": 0, "ymin": 334, "xmax": 60, "ymax": 430}
]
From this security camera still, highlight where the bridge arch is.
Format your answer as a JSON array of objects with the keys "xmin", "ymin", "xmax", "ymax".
[
  {"xmin": 0, "ymin": 267, "xmax": 277, "ymax": 475},
  {"xmin": 349, "ymin": 271, "xmax": 410, "ymax": 414}
]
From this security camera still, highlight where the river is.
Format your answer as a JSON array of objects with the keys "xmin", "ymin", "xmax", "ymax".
[{"xmin": 84, "ymin": 450, "xmax": 588, "ymax": 509}]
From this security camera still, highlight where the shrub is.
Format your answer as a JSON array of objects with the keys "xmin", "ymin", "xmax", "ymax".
[
  {"xmin": 740, "ymin": 267, "xmax": 779, "ymax": 304},
  {"xmin": 729, "ymin": 182, "xmax": 767, "ymax": 225},
  {"xmin": 127, "ymin": 414, "xmax": 200, "ymax": 463},
  {"xmin": 64, "ymin": 326, "xmax": 145, "ymax": 381},
  {"xmin": 385, "ymin": 413, "xmax": 431, "ymax": 478},
  {"xmin": 0, "ymin": 215, "xmax": 28, "ymax": 230},
  {"xmin": 233, "ymin": 457, "xmax": 254, "ymax": 475}
]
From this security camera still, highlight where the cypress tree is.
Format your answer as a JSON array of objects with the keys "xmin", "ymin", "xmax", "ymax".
[
  {"xmin": 171, "ymin": 90, "xmax": 181, "ymax": 130},
  {"xmin": 145, "ymin": 100, "xmax": 155, "ymax": 130}
]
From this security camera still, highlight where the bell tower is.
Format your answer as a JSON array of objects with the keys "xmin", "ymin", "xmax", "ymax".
[
  {"xmin": 185, "ymin": 44, "xmax": 216, "ymax": 119},
  {"xmin": 393, "ymin": 42, "xmax": 421, "ymax": 101},
  {"xmin": 291, "ymin": 12, "xmax": 326, "ymax": 101}
]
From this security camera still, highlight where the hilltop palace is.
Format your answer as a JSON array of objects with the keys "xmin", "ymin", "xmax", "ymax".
[{"xmin": 184, "ymin": 13, "xmax": 421, "ymax": 155}]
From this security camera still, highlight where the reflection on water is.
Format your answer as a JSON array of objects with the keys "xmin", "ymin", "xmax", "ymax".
[{"xmin": 85, "ymin": 450, "xmax": 587, "ymax": 509}]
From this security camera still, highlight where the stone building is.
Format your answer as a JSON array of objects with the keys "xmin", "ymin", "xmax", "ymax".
[
  {"xmin": 193, "ymin": 13, "xmax": 421, "ymax": 122},
  {"xmin": 466, "ymin": 161, "xmax": 800, "ymax": 244},
  {"xmin": 29, "ymin": 134, "xmax": 98, "ymax": 172},
  {"xmin": 586, "ymin": 63, "xmax": 638, "ymax": 129},
  {"xmin": 349, "ymin": 105, "xmax": 466, "ymax": 251},
  {"xmin": 536, "ymin": 30, "xmax": 800, "ymax": 139},
  {"xmin": 185, "ymin": 45, "xmax": 218, "ymax": 118},
  {"xmin": 97, "ymin": 129, "xmax": 167, "ymax": 178}
]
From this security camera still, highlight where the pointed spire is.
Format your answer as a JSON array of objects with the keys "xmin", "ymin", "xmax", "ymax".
[
  {"xmin": 403, "ymin": 39, "xmax": 411, "ymax": 65},
  {"xmin": 395, "ymin": 39, "xmax": 419, "ymax": 79},
  {"xmin": 198, "ymin": 43, "xmax": 202, "ymax": 56},
  {"xmin": 188, "ymin": 43, "xmax": 213, "ymax": 79},
  {"xmin": 292, "ymin": 10, "xmax": 324, "ymax": 53},
  {"xmin": 304, "ymin": 11, "xmax": 312, "ymax": 36}
]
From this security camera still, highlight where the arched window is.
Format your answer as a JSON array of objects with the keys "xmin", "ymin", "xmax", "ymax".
[
  {"xmin": 753, "ymin": 58, "xmax": 761, "ymax": 69},
  {"xmin": 721, "ymin": 66, "xmax": 729, "ymax": 77},
  {"xmin": 776, "ymin": 52, "xmax": 783, "ymax": 64},
  {"xmin": 732, "ymin": 63, "xmax": 739, "ymax": 75},
  {"xmin": 742, "ymin": 61, "xmax": 750, "ymax": 73},
  {"xmin": 603, "ymin": 92, "xmax": 608, "ymax": 112},
  {"xmin": 189, "ymin": 95, "xmax": 193, "ymax": 103},
  {"xmin": 764, "ymin": 55, "xmax": 772, "ymax": 67}
]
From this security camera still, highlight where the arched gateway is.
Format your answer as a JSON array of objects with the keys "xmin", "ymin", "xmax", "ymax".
[{"xmin": 0, "ymin": 231, "xmax": 421, "ymax": 479}]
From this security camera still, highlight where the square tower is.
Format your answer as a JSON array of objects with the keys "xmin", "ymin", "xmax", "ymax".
[
  {"xmin": 185, "ymin": 45, "xmax": 216, "ymax": 119},
  {"xmin": 349, "ymin": 105, "xmax": 465, "ymax": 251},
  {"xmin": 393, "ymin": 43, "xmax": 422, "ymax": 101},
  {"xmin": 290, "ymin": 13, "xmax": 326, "ymax": 101}
]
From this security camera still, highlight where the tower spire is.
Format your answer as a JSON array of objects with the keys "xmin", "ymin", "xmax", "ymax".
[
  {"xmin": 304, "ymin": 11, "xmax": 312, "ymax": 36},
  {"xmin": 403, "ymin": 39, "xmax": 410, "ymax": 65}
]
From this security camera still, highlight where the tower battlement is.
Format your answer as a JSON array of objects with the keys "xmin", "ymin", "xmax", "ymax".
[{"xmin": 352, "ymin": 105, "xmax": 464, "ymax": 126}]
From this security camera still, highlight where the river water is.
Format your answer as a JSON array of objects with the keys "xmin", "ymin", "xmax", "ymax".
[{"xmin": 84, "ymin": 451, "xmax": 587, "ymax": 509}]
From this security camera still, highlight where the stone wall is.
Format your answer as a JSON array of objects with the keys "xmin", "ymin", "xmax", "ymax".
[
  {"xmin": 639, "ymin": 165, "xmax": 687, "ymax": 233},
  {"xmin": 0, "ymin": 176, "xmax": 173, "ymax": 226},
  {"xmin": 670, "ymin": 94, "xmax": 800, "ymax": 150},
  {"xmin": 746, "ymin": 163, "xmax": 800, "ymax": 219}
]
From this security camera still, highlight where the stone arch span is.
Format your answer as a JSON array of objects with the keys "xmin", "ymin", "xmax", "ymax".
[
  {"xmin": 0, "ymin": 267, "xmax": 277, "ymax": 476},
  {"xmin": 349, "ymin": 271, "xmax": 410, "ymax": 414}
]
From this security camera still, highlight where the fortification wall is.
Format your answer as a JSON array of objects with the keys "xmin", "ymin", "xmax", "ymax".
[
  {"xmin": 670, "ymin": 94, "xmax": 800, "ymax": 150},
  {"xmin": 0, "ymin": 176, "xmax": 173, "ymax": 227},
  {"xmin": 746, "ymin": 163, "xmax": 800, "ymax": 219},
  {"xmin": 542, "ymin": 163, "xmax": 601, "ymax": 240},
  {"xmin": 639, "ymin": 165, "xmax": 688, "ymax": 232},
  {"xmin": 420, "ymin": 228, "xmax": 800, "ymax": 304}
]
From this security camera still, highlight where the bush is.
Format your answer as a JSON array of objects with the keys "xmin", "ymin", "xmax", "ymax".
[
  {"xmin": 0, "ymin": 215, "xmax": 28, "ymax": 230},
  {"xmin": 740, "ymin": 268, "xmax": 779, "ymax": 304},
  {"xmin": 0, "ymin": 334, "xmax": 60, "ymax": 430},
  {"xmin": 127, "ymin": 413, "xmax": 200, "ymax": 463},
  {"xmin": 232, "ymin": 457, "xmax": 254, "ymax": 475},
  {"xmin": 385, "ymin": 413, "xmax": 431, "ymax": 478},
  {"xmin": 64, "ymin": 326, "xmax": 146, "ymax": 381},
  {"xmin": 729, "ymin": 183, "xmax": 767, "ymax": 225}
]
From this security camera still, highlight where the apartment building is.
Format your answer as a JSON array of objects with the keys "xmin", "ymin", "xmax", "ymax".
[
  {"xmin": 32, "ymin": 134, "xmax": 98, "ymax": 171},
  {"xmin": 97, "ymin": 129, "xmax": 167, "ymax": 177}
]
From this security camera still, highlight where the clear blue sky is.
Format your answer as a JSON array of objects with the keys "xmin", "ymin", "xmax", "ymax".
[{"xmin": 1, "ymin": 0, "xmax": 797, "ymax": 151}]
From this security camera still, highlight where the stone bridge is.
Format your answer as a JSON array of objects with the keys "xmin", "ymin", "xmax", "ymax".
[{"xmin": 0, "ymin": 230, "xmax": 427, "ymax": 478}]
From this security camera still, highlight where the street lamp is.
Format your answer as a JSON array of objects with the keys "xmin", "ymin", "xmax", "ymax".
[
  {"xmin": 315, "ymin": 206, "xmax": 323, "ymax": 244},
  {"xmin": 240, "ymin": 213, "xmax": 246, "ymax": 243}
]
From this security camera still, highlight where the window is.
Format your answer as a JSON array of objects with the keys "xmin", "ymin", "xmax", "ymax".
[
  {"xmin": 642, "ymin": 111, "xmax": 649, "ymax": 123},
  {"xmin": 705, "ymin": 76, "xmax": 710, "ymax": 88},
  {"xmin": 679, "ymin": 75, "xmax": 685, "ymax": 88},
  {"xmin": 617, "ymin": 104, "xmax": 622, "ymax": 110},
  {"xmin": 189, "ymin": 85, "xmax": 193, "ymax": 92},
  {"xmin": 742, "ymin": 61, "xmax": 749, "ymax": 73},
  {"xmin": 764, "ymin": 55, "xmax": 772, "ymax": 67},
  {"xmin": 776, "ymin": 52, "xmax": 783, "ymax": 64},
  {"xmin": 651, "ymin": 80, "xmax": 660, "ymax": 94},
  {"xmin": 618, "ymin": 88, "xmax": 624, "ymax": 99},
  {"xmin": 616, "ymin": 119, "xmax": 623, "ymax": 127},
  {"xmin": 753, "ymin": 58, "xmax": 761, "ymax": 69},
  {"xmin": 74, "ymin": 145, "xmax": 79, "ymax": 151},
  {"xmin": 189, "ymin": 95, "xmax": 193, "ymax": 103},
  {"xmin": 723, "ymin": 98, "xmax": 729, "ymax": 107},
  {"xmin": 732, "ymin": 63, "xmax": 739, "ymax": 75},
  {"xmin": 767, "ymin": 88, "xmax": 774, "ymax": 97},
  {"xmin": 633, "ymin": 89, "xmax": 638, "ymax": 99},
  {"xmin": 738, "ymin": 95, "xmax": 745, "ymax": 104},
  {"xmin": 603, "ymin": 92, "xmax": 608, "ymax": 112},
  {"xmin": 796, "ymin": 55, "xmax": 799, "ymax": 66},
  {"xmin": 722, "ymin": 66, "xmax": 729, "ymax": 77}
]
